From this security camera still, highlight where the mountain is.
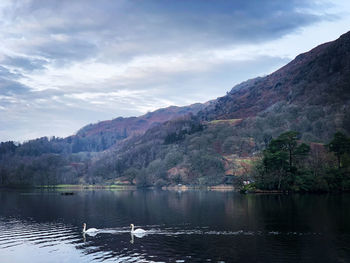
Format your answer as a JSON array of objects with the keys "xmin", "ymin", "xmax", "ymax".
[
  {"xmin": 96, "ymin": 31, "xmax": 350, "ymax": 185},
  {"xmin": 200, "ymin": 31, "xmax": 350, "ymax": 127},
  {"xmin": 1, "ymin": 31, "xmax": 350, "ymax": 187},
  {"xmin": 64, "ymin": 103, "xmax": 206, "ymax": 152},
  {"xmin": 77, "ymin": 103, "xmax": 205, "ymax": 138}
]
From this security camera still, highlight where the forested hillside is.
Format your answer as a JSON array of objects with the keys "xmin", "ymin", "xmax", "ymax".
[
  {"xmin": 199, "ymin": 31, "xmax": 350, "ymax": 142},
  {"xmin": 1, "ymin": 31, "xmax": 350, "ymax": 189}
]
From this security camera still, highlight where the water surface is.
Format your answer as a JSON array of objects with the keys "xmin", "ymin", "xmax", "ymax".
[{"xmin": 0, "ymin": 189, "xmax": 349, "ymax": 262}]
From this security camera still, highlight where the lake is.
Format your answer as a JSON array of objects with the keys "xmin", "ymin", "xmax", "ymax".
[{"xmin": 0, "ymin": 189, "xmax": 349, "ymax": 262}]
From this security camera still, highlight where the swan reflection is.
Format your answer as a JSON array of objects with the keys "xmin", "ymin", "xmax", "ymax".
[{"xmin": 130, "ymin": 232, "xmax": 147, "ymax": 244}]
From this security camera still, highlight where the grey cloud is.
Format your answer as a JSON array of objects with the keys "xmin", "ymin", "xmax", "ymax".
[
  {"xmin": 2, "ymin": 56, "xmax": 48, "ymax": 71},
  {"xmin": 34, "ymin": 39, "xmax": 98, "ymax": 64},
  {"xmin": 0, "ymin": 0, "xmax": 343, "ymax": 141},
  {"xmin": 128, "ymin": 55, "xmax": 290, "ymax": 104},
  {"xmin": 0, "ymin": 65, "xmax": 22, "ymax": 79},
  {"xmin": 0, "ymin": 66, "xmax": 30, "ymax": 96},
  {"xmin": 3, "ymin": 0, "xmax": 333, "ymax": 63},
  {"xmin": 0, "ymin": 69, "xmax": 62, "ymax": 108},
  {"xmin": 0, "ymin": 88, "xmax": 144, "ymax": 142},
  {"xmin": 0, "ymin": 79, "xmax": 29, "ymax": 96}
]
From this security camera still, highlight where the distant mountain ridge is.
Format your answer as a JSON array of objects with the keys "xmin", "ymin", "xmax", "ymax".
[
  {"xmin": 62, "ymin": 103, "xmax": 206, "ymax": 152},
  {"xmin": 77, "ymin": 103, "xmax": 205, "ymax": 138}
]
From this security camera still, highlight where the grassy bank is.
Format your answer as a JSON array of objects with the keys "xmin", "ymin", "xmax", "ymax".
[
  {"xmin": 0, "ymin": 184, "xmax": 137, "ymax": 190},
  {"xmin": 37, "ymin": 184, "xmax": 137, "ymax": 190}
]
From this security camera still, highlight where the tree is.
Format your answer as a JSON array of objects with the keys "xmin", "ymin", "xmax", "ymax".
[
  {"xmin": 123, "ymin": 167, "xmax": 139, "ymax": 184},
  {"xmin": 262, "ymin": 149, "xmax": 288, "ymax": 189},
  {"xmin": 328, "ymin": 132, "xmax": 350, "ymax": 169},
  {"xmin": 260, "ymin": 131, "xmax": 310, "ymax": 190}
]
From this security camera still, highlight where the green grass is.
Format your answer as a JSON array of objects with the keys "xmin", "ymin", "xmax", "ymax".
[
  {"xmin": 208, "ymin": 119, "xmax": 242, "ymax": 125},
  {"xmin": 237, "ymin": 158, "xmax": 254, "ymax": 165},
  {"xmin": 36, "ymin": 184, "xmax": 135, "ymax": 189}
]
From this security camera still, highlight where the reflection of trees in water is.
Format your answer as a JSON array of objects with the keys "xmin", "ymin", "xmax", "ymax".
[{"xmin": 1, "ymin": 190, "xmax": 350, "ymax": 262}]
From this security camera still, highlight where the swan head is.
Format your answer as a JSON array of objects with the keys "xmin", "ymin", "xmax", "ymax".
[
  {"xmin": 83, "ymin": 223, "xmax": 86, "ymax": 227},
  {"xmin": 130, "ymin": 224, "xmax": 134, "ymax": 228}
]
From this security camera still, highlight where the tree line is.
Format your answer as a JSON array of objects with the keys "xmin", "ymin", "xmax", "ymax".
[
  {"xmin": 251, "ymin": 131, "xmax": 350, "ymax": 192},
  {"xmin": 0, "ymin": 114, "xmax": 349, "ymax": 191}
]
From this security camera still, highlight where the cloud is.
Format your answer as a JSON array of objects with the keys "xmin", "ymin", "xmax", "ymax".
[
  {"xmin": 0, "ymin": 0, "xmax": 331, "ymax": 62},
  {"xmin": 0, "ymin": 65, "xmax": 21, "ymax": 79},
  {"xmin": 0, "ymin": 0, "xmax": 348, "ymax": 141},
  {"xmin": 0, "ymin": 79, "xmax": 29, "ymax": 96},
  {"xmin": 1, "ymin": 55, "xmax": 48, "ymax": 71},
  {"xmin": 0, "ymin": 66, "xmax": 30, "ymax": 97}
]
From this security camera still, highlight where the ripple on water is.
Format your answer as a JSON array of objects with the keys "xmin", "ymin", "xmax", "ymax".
[
  {"xmin": 0, "ymin": 220, "xmax": 79, "ymax": 251},
  {"xmin": 0, "ymin": 220, "xmax": 331, "ymax": 263}
]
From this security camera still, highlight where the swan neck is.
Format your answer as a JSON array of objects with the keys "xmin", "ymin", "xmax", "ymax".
[
  {"xmin": 131, "ymin": 225, "xmax": 134, "ymax": 232},
  {"xmin": 83, "ymin": 225, "xmax": 86, "ymax": 232}
]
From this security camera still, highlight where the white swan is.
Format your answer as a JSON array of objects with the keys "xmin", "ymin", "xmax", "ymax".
[
  {"xmin": 130, "ymin": 224, "xmax": 146, "ymax": 234},
  {"xmin": 83, "ymin": 223, "xmax": 99, "ymax": 234}
]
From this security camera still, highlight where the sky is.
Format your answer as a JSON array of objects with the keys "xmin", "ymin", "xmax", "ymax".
[{"xmin": 0, "ymin": 0, "xmax": 350, "ymax": 142}]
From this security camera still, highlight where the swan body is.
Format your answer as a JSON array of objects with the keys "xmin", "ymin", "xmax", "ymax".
[
  {"xmin": 83, "ymin": 223, "xmax": 99, "ymax": 233},
  {"xmin": 130, "ymin": 224, "xmax": 146, "ymax": 234}
]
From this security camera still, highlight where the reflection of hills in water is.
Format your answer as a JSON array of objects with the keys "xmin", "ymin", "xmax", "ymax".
[{"xmin": 1, "ymin": 190, "xmax": 349, "ymax": 262}]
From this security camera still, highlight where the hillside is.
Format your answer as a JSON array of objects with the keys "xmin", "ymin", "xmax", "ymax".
[
  {"xmin": 1, "ymin": 31, "xmax": 350, "ymax": 187},
  {"xmin": 89, "ymin": 31, "xmax": 350, "ymax": 186},
  {"xmin": 199, "ymin": 32, "xmax": 350, "ymax": 121},
  {"xmin": 77, "ymin": 103, "xmax": 205, "ymax": 138},
  {"xmin": 63, "ymin": 103, "xmax": 206, "ymax": 152}
]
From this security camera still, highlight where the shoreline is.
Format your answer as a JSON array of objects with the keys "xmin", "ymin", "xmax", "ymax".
[
  {"xmin": 0, "ymin": 184, "xmax": 236, "ymax": 192},
  {"xmin": 1, "ymin": 185, "xmax": 348, "ymax": 194},
  {"xmin": 0, "ymin": 184, "xmax": 137, "ymax": 190}
]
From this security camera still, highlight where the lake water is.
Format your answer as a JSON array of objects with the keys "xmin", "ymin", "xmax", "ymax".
[{"xmin": 0, "ymin": 189, "xmax": 349, "ymax": 263}]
